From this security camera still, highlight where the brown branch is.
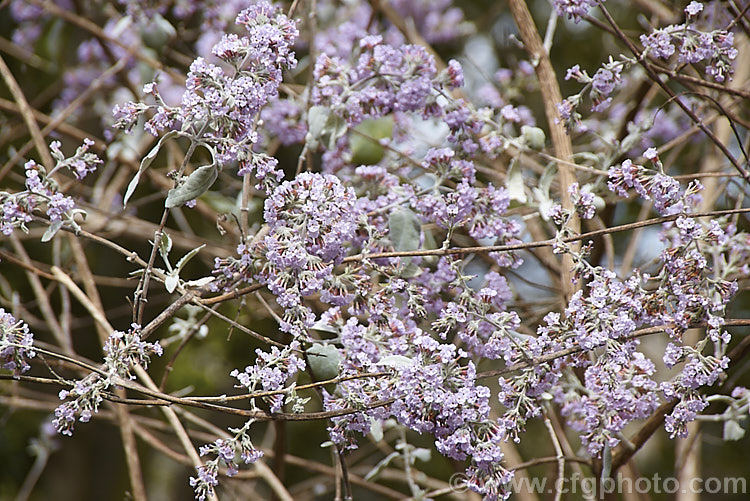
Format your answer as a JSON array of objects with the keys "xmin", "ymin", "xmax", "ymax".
[
  {"xmin": 508, "ymin": 0, "xmax": 578, "ymax": 302},
  {"xmin": 0, "ymin": 53, "xmax": 53, "ymax": 169},
  {"xmin": 0, "ymin": 57, "xmax": 128, "ymax": 183},
  {"xmin": 342, "ymin": 207, "xmax": 750, "ymax": 262}
]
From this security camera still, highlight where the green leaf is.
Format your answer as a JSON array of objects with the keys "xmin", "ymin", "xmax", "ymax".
[
  {"xmin": 364, "ymin": 452, "xmax": 399, "ymax": 481},
  {"xmin": 601, "ymin": 442, "xmax": 612, "ymax": 479},
  {"xmin": 506, "ymin": 159, "xmax": 527, "ymax": 203},
  {"xmin": 306, "ymin": 105, "xmax": 329, "ymax": 150},
  {"xmin": 521, "ymin": 125, "xmax": 546, "ymax": 150},
  {"xmin": 306, "ymin": 343, "xmax": 341, "ymax": 382},
  {"xmin": 311, "ymin": 318, "xmax": 340, "ymax": 335},
  {"xmin": 199, "ymin": 191, "xmax": 239, "ymax": 215},
  {"xmin": 378, "ymin": 355, "xmax": 413, "ymax": 368},
  {"xmin": 306, "ymin": 105, "xmax": 348, "ymax": 150},
  {"xmin": 174, "ymin": 244, "xmax": 206, "ymax": 274},
  {"xmin": 41, "ymin": 220, "xmax": 63, "ymax": 242},
  {"xmin": 389, "ymin": 207, "xmax": 421, "ymax": 253},
  {"xmin": 723, "ymin": 419, "xmax": 746, "ymax": 441},
  {"xmin": 124, "ymin": 130, "xmax": 178, "ymax": 207},
  {"xmin": 411, "ymin": 448, "xmax": 432, "ymax": 463},
  {"xmin": 164, "ymin": 271, "xmax": 179, "ymax": 293},
  {"xmin": 539, "ymin": 162, "xmax": 556, "ymax": 197},
  {"xmin": 184, "ymin": 277, "xmax": 215, "ymax": 288},
  {"xmin": 141, "ymin": 13, "xmax": 176, "ymax": 50},
  {"xmin": 400, "ymin": 261, "xmax": 423, "ymax": 278},
  {"xmin": 158, "ymin": 232, "xmax": 172, "ymax": 262},
  {"xmin": 165, "ymin": 164, "xmax": 219, "ymax": 208},
  {"xmin": 369, "ymin": 417, "xmax": 384, "ymax": 442}
]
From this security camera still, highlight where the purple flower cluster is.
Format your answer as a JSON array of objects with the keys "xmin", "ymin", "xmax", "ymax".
[
  {"xmin": 103, "ymin": 324, "xmax": 163, "ymax": 378},
  {"xmin": 191, "ymin": 420, "xmax": 265, "ymax": 500},
  {"xmin": 252, "ymin": 173, "xmax": 360, "ymax": 336},
  {"xmin": 263, "ymin": 173, "xmax": 358, "ymax": 263},
  {"xmin": 0, "ymin": 194, "xmax": 32, "ymax": 236},
  {"xmin": 546, "ymin": 182, "xmax": 597, "ymax": 223},
  {"xmin": 557, "ymin": 352, "xmax": 660, "ymax": 456},
  {"xmin": 553, "ymin": 0, "xmax": 603, "ymax": 23},
  {"xmin": 49, "ymin": 139, "xmax": 102, "ymax": 180},
  {"xmin": 607, "ymin": 156, "xmax": 702, "ymax": 215},
  {"xmin": 327, "ymin": 317, "xmax": 514, "ymax": 499},
  {"xmin": 230, "ymin": 342, "xmax": 306, "ymax": 413},
  {"xmin": 259, "ymin": 97, "xmax": 307, "ymax": 146},
  {"xmin": 7, "ymin": 2, "xmax": 750, "ymax": 499},
  {"xmin": 640, "ymin": 7, "xmax": 738, "ymax": 82},
  {"xmin": 312, "ymin": 36, "xmax": 460, "ymax": 127},
  {"xmin": 413, "ymin": 181, "xmax": 522, "ymax": 265},
  {"xmin": 114, "ymin": 2, "xmax": 298, "ymax": 190},
  {"xmin": 0, "ymin": 308, "xmax": 36, "ymax": 377},
  {"xmin": 53, "ymin": 373, "xmax": 103, "ymax": 436},
  {"xmin": 389, "ymin": 0, "xmax": 471, "ymax": 44},
  {"xmin": 0, "ymin": 142, "xmax": 97, "ymax": 237},
  {"xmin": 431, "ymin": 266, "xmax": 520, "ymax": 361},
  {"xmin": 661, "ymin": 347, "xmax": 728, "ymax": 438},
  {"xmin": 53, "ymin": 325, "xmax": 162, "ymax": 435},
  {"xmin": 563, "ymin": 57, "xmax": 627, "ymax": 113}
]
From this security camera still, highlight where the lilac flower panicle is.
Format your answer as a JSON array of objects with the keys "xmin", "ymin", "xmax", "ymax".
[
  {"xmin": 113, "ymin": 0, "xmax": 298, "ymax": 193},
  {"xmin": 639, "ymin": 18, "xmax": 738, "ymax": 82},
  {"xmin": 53, "ymin": 325, "xmax": 162, "ymax": 436},
  {"xmin": 6, "ymin": 1, "xmax": 750, "ymax": 499},
  {"xmin": 607, "ymin": 159, "xmax": 700, "ymax": 215},
  {"xmin": 0, "ymin": 309, "xmax": 36, "ymax": 377},
  {"xmin": 250, "ymin": 173, "xmax": 360, "ymax": 337},
  {"xmin": 311, "ymin": 38, "xmax": 444, "ymax": 127},
  {"xmin": 230, "ymin": 342, "xmax": 305, "ymax": 413},
  {"xmin": 685, "ymin": 1, "xmax": 703, "ymax": 17},
  {"xmin": 568, "ymin": 183, "xmax": 596, "ymax": 219},
  {"xmin": 0, "ymin": 142, "xmax": 98, "ymax": 237},
  {"xmin": 553, "ymin": 0, "xmax": 602, "ymax": 23}
]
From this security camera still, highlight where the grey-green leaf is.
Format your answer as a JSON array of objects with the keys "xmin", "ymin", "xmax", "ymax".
[
  {"xmin": 158, "ymin": 232, "xmax": 172, "ymax": 261},
  {"xmin": 507, "ymin": 159, "xmax": 527, "ymax": 203},
  {"xmin": 306, "ymin": 105, "xmax": 329, "ymax": 150},
  {"xmin": 411, "ymin": 448, "xmax": 432, "ymax": 463},
  {"xmin": 369, "ymin": 417, "xmax": 384, "ymax": 442},
  {"xmin": 164, "ymin": 271, "xmax": 179, "ymax": 293},
  {"xmin": 165, "ymin": 164, "xmax": 219, "ymax": 208},
  {"xmin": 364, "ymin": 452, "xmax": 399, "ymax": 481},
  {"xmin": 723, "ymin": 419, "xmax": 746, "ymax": 441},
  {"xmin": 174, "ymin": 244, "xmax": 206, "ymax": 273},
  {"xmin": 306, "ymin": 105, "xmax": 348, "ymax": 151},
  {"xmin": 41, "ymin": 220, "xmax": 63, "ymax": 242},
  {"xmin": 601, "ymin": 442, "xmax": 612, "ymax": 479},
  {"xmin": 378, "ymin": 355, "xmax": 413, "ymax": 368},
  {"xmin": 389, "ymin": 207, "xmax": 421, "ymax": 253},
  {"xmin": 306, "ymin": 343, "xmax": 341, "ymax": 382},
  {"xmin": 124, "ymin": 130, "xmax": 178, "ymax": 207},
  {"xmin": 521, "ymin": 125, "xmax": 546, "ymax": 150}
]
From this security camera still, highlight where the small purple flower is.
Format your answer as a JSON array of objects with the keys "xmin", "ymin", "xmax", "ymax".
[
  {"xmin": 640, "ymin": 30, "xmax": 676, "ymax": 59},
  {"xmin": 446, "ymin": 59, "xmax": 464, "ymax": 88},
  {"xmin": 685, "ymin": 1, "xmax": 703, "ymax": 17},
  {"xmin": 0, "ymin": 309, "xmax": 36, "ymax": 377},
  {"xmin": 553, "ymin": 0, "xmax": 602, "ymax": 23}
]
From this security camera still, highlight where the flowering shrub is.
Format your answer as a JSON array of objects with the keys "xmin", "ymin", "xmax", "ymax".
[{"xmin": 1, "ymin": 1, "xmax": 750, "ymax": 500}]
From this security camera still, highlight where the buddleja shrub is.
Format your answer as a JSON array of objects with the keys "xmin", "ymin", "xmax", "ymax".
[{"xmin": 1, "ymin": 1, "xmax": 749, "ymax": 500}]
